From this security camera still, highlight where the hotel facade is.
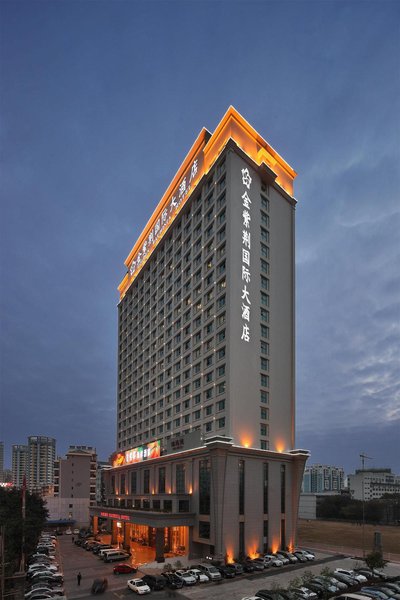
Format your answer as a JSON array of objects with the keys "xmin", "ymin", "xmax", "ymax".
[{"xmin": 91, "ymin": 107, "xmax": 308, "ymax": 561}]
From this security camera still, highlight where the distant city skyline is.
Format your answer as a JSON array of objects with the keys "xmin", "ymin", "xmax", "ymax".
[{"xmin": 1, "ymin": 1, "xmax": 399, "ymax": 474}]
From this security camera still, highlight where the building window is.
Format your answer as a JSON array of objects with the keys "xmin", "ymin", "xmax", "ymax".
[
  {"xmin": 261, "ymin": 390, "xmax": 269, "ymax": 404},
  {"xmin": 263, "ymin": 519, "xmax": 269, "ymax": 552},
  {"xmin": 281, "ymin": 465, "xmax": 286, "ymax": 513},
  {"xmin": 239, "ymin": 521, "xmax": 245, "ymax": 558},
  {"xmin": 239, "ymin": 459, "xmax": 245, "ymax": 515},
  {"xmin": 158, "ymin": 467, "xmax": 165, "ymax": 494},
  {"xmin": 143, "ymin": 469, "xmax": 150, "ymax": 494},
  {"xmin": 120, "ymin": 474, "xmax": 126, "ymax": 494},
  {"xmin": 217, "ymin": 417, "xmax": 225, "ymax": 429},
  {"xmin": 198, "ymin": 521, "xmax": 210, "ymax": 539},
  {"xmin": 199, "ymin": 459, "xmax": 210, "ymax": 515},
  {"xmin": 164, "ymin": 499, "xmax": 172, "ymax": 512},
  {"xmin": 261, "ymin": 341, "xmax": 269, "ymax": 356},
  {"xmin": 261, "ymin": 374, "xmax": 269, "ymax": 387},
  {"xmin": 281, "ymin": 519, "xmax": 286, "ymax": 550},
  {"xmin": 261, "ymin": 324, "xmax": 269, "ymax": 339},
  {"xmin": 263, "ymin": 463, "xmax": 269, "ymax": 514},
  {"xmin": 179, "ymin": 499, "xmax": 190, "ymax": 513},
  {"xmin": 176, "ymin": 464, "xmax": 186, "ymax": 494},
  {"xmin": 131, "ymin": 471, "xmax": 137, "ymax": 494},
  {"xmin": 261, "ymin": 358, "xmax": 269, "ymax": 371}
]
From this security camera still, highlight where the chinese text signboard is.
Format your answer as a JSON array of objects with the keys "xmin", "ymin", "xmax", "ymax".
[
  {"xmin": 240, "ymin": 167, "xmax": 253, "ymax": 343},
  {"xmin": 112, "ymin": 440, "xmax": 161, "ymax": 468},
  {"xmin": 128, "ymin": 151, "xmax": 204, "ymax": 280}
]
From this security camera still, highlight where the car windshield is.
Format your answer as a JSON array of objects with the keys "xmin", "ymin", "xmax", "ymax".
[{"xmin": 136, "ymin": 581, "xmax": 146, "ymax": 587}]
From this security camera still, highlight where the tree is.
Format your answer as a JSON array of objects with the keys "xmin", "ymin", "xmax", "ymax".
[
  {"xmin": 0, "ymin": 487, "xmax": 48, "ymax": 575},
  {"xmin": 365, "ymin": 551, "xmax": 386, "ymax": 571}
]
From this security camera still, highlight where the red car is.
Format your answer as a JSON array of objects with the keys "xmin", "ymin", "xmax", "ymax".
[{"xmin": 113, "ymin": 564, "xmax": 137, "ymax": 575}]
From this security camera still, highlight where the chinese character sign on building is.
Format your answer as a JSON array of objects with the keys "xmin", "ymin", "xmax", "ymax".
[
  {"xmin": 240, "ymin": 168, "xmax": 252, "ymax": 343},
  {"xmin": 128, "ymin": 152, "xmax": 204, "ymax": 280},
  {"xmin": 112, "ymin": 440, "xmax": 161, "ymax": 467}
]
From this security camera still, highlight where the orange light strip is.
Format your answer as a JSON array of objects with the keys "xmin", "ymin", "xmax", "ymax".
[{"xmin": 119, "ymin": 106, "xmax": 296, "ymax": 299}]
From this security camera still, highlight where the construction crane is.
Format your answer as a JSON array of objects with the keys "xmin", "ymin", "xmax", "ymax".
[{"xmin": 360, "ymin": 452, "xmax": 373, "ymax": 470}]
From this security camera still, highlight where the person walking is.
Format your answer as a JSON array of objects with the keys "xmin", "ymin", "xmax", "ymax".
[{"xmin": 77, "ymin": 572, "xmax": 82, "ymax": 586}]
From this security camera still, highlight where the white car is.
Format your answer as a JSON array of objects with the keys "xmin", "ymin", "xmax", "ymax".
[
  {"xmin": 334, "ymin": 569, "xmax": 368, "ymax": 583},
  {"xmin": 241, "ymin": 597, "xmax": 264, "ymax": 600},
  {"xmin": 127, "ymin": 579, "xmax": 151, "ymax": 594},
  {"xmin": 175, "ymin": 570, "xmax": 197, "ymax": 585},
  {"xmin": 65, "ymin": 529, "xmax": 72, "ymax": 535},
  {"xmin": 263, "ymin": 554, "xmax": 283, "ymax": 567},
  {"xmin": 28, "ymin": 565, "xmax": 59, "ymax": 574},
  {"xmin": 73, "ymin": 529, "xmax": 80, "ymax": 535},
  {"xmin": 25, "ymin": 587, "xmax": 64, "ymax": 598},
  {"xmin": 188, "ymin": 569, "xmax": 209, "ymax": 583}
]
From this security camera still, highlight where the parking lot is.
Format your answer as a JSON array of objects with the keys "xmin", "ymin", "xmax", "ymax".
[{"xmin": 55, "ymin": 536, "xmax": 400, "ymax": 600}]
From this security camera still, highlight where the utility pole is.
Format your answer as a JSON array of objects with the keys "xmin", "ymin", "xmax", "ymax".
[{"xmin": 360, "ymin": 452, "xmax": 373, "ymax": 558}]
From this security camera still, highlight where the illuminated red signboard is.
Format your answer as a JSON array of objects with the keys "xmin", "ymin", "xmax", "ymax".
[
  {"xmin": 112, "ymin": 440, "xmax": 161, "ymax": 468},
  {"xmin": 100, "ymin": 511, "xmax": 130, "ymax": 521}
]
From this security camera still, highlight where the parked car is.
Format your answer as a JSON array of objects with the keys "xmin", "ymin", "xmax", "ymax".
[
  {"xmin": 65, "ymin": 529, "xmax": 72, "ymax": 535},
  {"xmin": 113, "ymin": 563, "xmax": 137, "ymax": 575},
  {"xmin": 73, "ymin": 529, "xmax": 80, "ymax": 535},
  {"xmin": 240, "ymin": 561, "xmax": 256, "ymax": 572},
  {"xmin": 229, "ymin": 562, "xmax": 245, "ymax": 575},
  {"xmin": 175, "ymin": 570, "xmax": 197, "ymax": 585},
  {"xmin": 291, "ymin": 586, "xmax": 319, "ymax": 600},
  {"xmin": 127, "ymin": 578, "xmax": 151, "ymax": 594},
  {"xmin": 293, "ymin": 552, "xmax": 309, "ymax": 563},
  {"xmin": 273, "ymin": 553, "xmax": 290, "ymax": 565},
  {"xmin": 141, "ymin": 574, "xmax": 167, "ymax": 590},
  {"xmin": 27, "ymin": 571, "xmax": 63, "ymax": 581},
  {"xmin": 252, "ymin": 558, "xmax": 270, "ymax": 569},
  {"xmin": 92, "ymin": 544, "xmax": 112, "ymax": 555},
  {"xmin": 103, "ymin": 550, "xmax": 131, "ymax": 563},
  {"xmin": 197, "ymin": 564, "xmax": 222, "ymax": 581},
  {"xmin": 336, "ymin": 570, "xmax": 368, "ymax": 584},
  {"xmin": 294, "ymin": 549, "xmax": 315, "ymax": 561},
  {"xmin": 217, "ymin": 564, "xmax": 236, "ymax": 578},
  {"xmin": 312, "ymin": 577, "xmax": 341, "ymax": 594},
  {"xmin": 256, "ymin": 591, "xmax": 290, "ymax": 600},
  {"xmin": 359, "ymin": 588, "xmax": 391, "ymax": 599},
  {"xmin": 27, "ymin": 566, "xmax": 59, "ymax": 576},
  {"xmin": 25, "ymin": 587, "xmax": 64, "ymax": 599},
  {"xmin": 91, "ymin": 578, "xmax": 108, "ymax": 594},
  {"xmin": 187, "ymin": 568, "xmax": 209, "ymax": 582},
  {"xmin": 333, "ymin": 573, "xmax": 358, "ymax": 587},
  {"xmin": 263, "ymin": 554, "xmax": 284, "ymax": 567},
  {"xmin": 161, "ymin": 572, "xmax": 183, "ymax": 589},
  {"xmin": 277, "ymin": 551, "xmax": 298, "ymax": 564}
]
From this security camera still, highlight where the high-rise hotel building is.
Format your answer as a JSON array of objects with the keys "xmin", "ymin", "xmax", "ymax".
[{"xmin": 93, "ymin": 107, "xmax": 308, "ymax": 561}]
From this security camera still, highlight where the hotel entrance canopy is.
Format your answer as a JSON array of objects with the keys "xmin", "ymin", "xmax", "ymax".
[{"xmin": 90, "ymin": 506, "xmax": 196, "ymax": 528}]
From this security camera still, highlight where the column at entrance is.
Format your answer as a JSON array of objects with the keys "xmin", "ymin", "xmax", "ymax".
[
  {"xmin": 111, "ymin": 520, "xmax": 118, "ymax": 545},
  {"xmin": 155, "ymin": 527, "xmax": 165, "ymax": 563},
  {"xmin": 92, "ymin": 516, "xmax": 98, "ymax": 535},
  {"xmin": 123, "ymin": 523, "xmax": 131, "ymax": 551}
]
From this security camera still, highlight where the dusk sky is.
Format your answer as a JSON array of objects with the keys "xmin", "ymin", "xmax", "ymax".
[{"xmin": 1, "ymin": 0, "xmax": 399, "ymax": 475}]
